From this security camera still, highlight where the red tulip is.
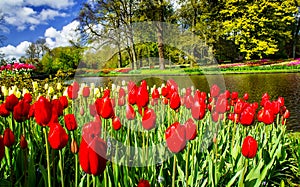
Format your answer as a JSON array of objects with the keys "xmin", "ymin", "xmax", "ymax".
[
  {"xmin": 128, "ymin": 84, "xmax": 137, "ymax": 105},
  {"xmin": 3, "ymin": 128, "xmax": 15, "ymax": 147},
  {"xmin": 212, "ymin": 111, "xmax": 220, "ymax": 122},
  {"xmin": 210, "ymin": 84, "xmax": 220, "ymax": 97},
  {"xmin": 126, "ymin": 104, "xmax": 136, "ymax": 120},
  {"xmin": 112, "ymin": 116, "xmax": 122, "ymax": 130},
  {"xmin": 243, "ymin": 93, "xmax": 249, "ymax": 101},
  {"xmin": 165, "ymin": 122, "xmax": 186, "ymax": 153},
  {"xmin": 225, "ymin": 90, "xmax": 230, "ymax": 99},
  {"xmin": 13, "ymin": 99, "xmax": 30, "ymax": 122},
  {"xmin": 166, "ymin": 79, "xmax": 178, "ymax": 96},
  {"xmin": 191, "ymin": 101, "xmax": 206, "ymax": 120},
  {"xmin": 72, "ymin": 81, "xmax": 80, "ymax": 92},
  {"xmin": 142, "ymin": 108, "xmax": 156, "ymax": 130},
  {"xmin": 239, "ymin": 107, "xmax": 255, "ymax": 126},
  {"xmin": 152, "ymin": 88, "xmax": 160, "ymax": 99},
  {"xmin": 136, "ymin": 80, "xmax": 149, "ymax": 108},
  {"xmin": 20, "ymin": 135, "xmax": 28, "ymax": 149},
  {"xmin": 169, "ymin": 91, "xmax": 181, "ymax": 110},
  {"xmin": 50, "ymin": 99, "xmax": 64, "ymax": 123},
  {"xmin": 82, "ymin": 87, "xmax": 90, "ymax": 97},
  {"xmin": 28, "ymin": 104, "xmax": 35, "ymax": 118},
  {"xmin": 80, "ymin": 120, "xmax": 106, "ymax": 175},
  {"xmin": 34, "ymin": 96, "xmax": 52, "ymax": 126},
  {"xmin": 283, "ymin": 109, "xmax": 290, "ymax": 119},
  {"xmin": 231, "ymin": 92, "xmax": 238, "ymax": 101},
  {"xmin": 215, "ymin": 94, "xmax": 227, "ymax": 114},
  {"xmin": 271, "ymin": 101, "xmax": 280, "ymax": 115},
  {"xmin": 119, "ymin": 87, "xmax": 126, "ymax": 98},
  {"xmin": 64, "ymin": 114, "xmax": 78, "ymax": 131},
  {"xmin": 79, "ymin": 137, "xmax": 107, "ymax": 176},
  {"xmin": 0, "ymin": 103, "xmax": 10, "ymax": 117},
  {"xmin": 260, "ymin": 93, "xmax": 270, "ymax": 106},
  {"xmin": 161, "ymin": 86, "xmax": 168, "ymax": 97},
  {"xmin": 23, "ymin": 93, "xmax": 32, "ymax": 104},
  {"xmin": 95, "ymin": 90, "xmax": 114, "ymax": 119},
  {"xmin": 184, "ymin": 118, "xmax": 197, "ymax": 140},
  {"xmin": 48, "ymin": 123, "xmax": 69, "ymax": 150},
  {"xmin": 89, "ymin": 103, "xmax": 97, "ymax": 117},
  {"xmin": 262, "ymin": 109, "xmax": 274, "ymax": 125},
  {"xmin": 277, "ymin": 97, "xmax": 284, "ymax": 107},
  {"xmin": 0, "ymin": 136, "xmax": 4, "ymax": 161},
  {"xmin": 5, "ymin": 94, "xmax": 19, "ymax": 111},
  {"xmin": 82, "ymin": 120, "xmax": 102, "ymax": 143},
  {"xmin": 137, "ymin": 179, "xmax": 150, "ymax": 187},
  {"xmin": 241, "ymin": 136, "xmax": 258, "ymax": 159},
  {"xmin": 67, "ymin": 85, "xmax": 78, "ymax": 99},
  {"xmin": 162, "ymin": 97, "xmax": 168, "ymax": 105},
  {"xmin": 118, "ymin": 97, "xmax": 126, "ymax": 106},
  {"xmin": 59, "ymin": 96, "xmax": 68, "ymax": 109}
]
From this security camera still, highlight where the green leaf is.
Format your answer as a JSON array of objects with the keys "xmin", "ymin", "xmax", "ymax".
[{"xmin": 226, "ymin": 169, "xmax": 243, "ymax": 187}]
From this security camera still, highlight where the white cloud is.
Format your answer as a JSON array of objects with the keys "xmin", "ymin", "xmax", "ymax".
[
  {"xmin": 40, "ymin": 9, "xmax": 67, "ymax": 20},
  {"xmin": 24, "ymin": 0, "xmax": 75, "ymax": 9},
  {"xmin": 0, "ymin": 41, "xmax": 31, "ymax": 59},
  {"xmin": 0, "ymin": 21, "xmax": 80, "ymax": 59},
  {"xmin": 0, "ymin": 0, "xmax": 73, "ymax": 31},
  {"xmin": 44, "ymin": 21, "xmax": 80, "ymax": 49}
]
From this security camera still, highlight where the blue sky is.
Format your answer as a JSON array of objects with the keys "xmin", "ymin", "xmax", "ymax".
[{"xmin": 0, "ymin": 0, "xmax": 86, "ymax": 59}]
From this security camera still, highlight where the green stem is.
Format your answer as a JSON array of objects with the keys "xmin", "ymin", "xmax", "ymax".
[
  {"xmin": 172, "ymin": 155, "xmax": 177, "ymax": 187},
  {"xmin": 9, "ymin": 148, "xmax": 14, "ymax": 187},
  {"xmin": 238, "ymin": 158, "xmax": 248, "ymax": 187},
  {"xmin": 75, "ymin": 154, "xmax": 78, "ymax": 187},
  {"xmin": 59, "ymin": 150, "xmax": 65, "ymax": 187},
  {"xmin": 185, "ymin": 145, "xmax": 189, "ymax": 187},
  {"xmin": 87, "ymin": 174, "xmax": 90, "ymax": 187},
  {"xmin": 43, "ymin": 127, "xmax": 52, "ymax": 187}
]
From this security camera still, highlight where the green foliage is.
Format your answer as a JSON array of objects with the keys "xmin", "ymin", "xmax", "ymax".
[
  {"xmin": 40, "ymin": 46, "xmax": 83, "ymax": 74},
  {"xmin": 220, "ymin": 0, "xmax": 298, "ymax": 60}
]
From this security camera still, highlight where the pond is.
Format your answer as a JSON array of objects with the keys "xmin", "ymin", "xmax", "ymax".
[{"xmin": 75, "ymin": 72, "xmax": 300, "ymax": 131}]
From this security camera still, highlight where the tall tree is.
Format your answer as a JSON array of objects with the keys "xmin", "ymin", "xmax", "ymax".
[
  {"xmin": 137, "ymin": 0, "xmax": 174, "ymax": 69},
  {"xmin": 78, "ymin": 0, "xmax": 139, "ymax": 69},
  {"xmin": 220, "ymin": 0, "xmax": 298, "ymax": 60}
]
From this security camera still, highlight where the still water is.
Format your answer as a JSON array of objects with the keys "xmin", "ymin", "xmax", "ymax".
[{"xmin": 76, "ymin": 73, "xmax": 300, "ymax": 131}]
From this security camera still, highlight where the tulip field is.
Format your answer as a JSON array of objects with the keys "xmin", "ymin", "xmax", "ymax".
[{"xmin": 0, "ymin": 74, "xmax": 299, "ymax": 187}]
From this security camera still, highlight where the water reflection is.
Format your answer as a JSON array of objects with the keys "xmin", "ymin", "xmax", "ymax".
[{"xmin": 76, "ymin": 73, "xmax": 300, "ymax": 131}]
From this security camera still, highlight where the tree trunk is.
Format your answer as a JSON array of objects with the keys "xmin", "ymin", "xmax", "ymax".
[
  {"xmin": 293, "ymin": 16, "xmax": 300, "ymax": 58},
  {"xmin": 157, "ymin": 20, "xmax": 165, "ymax": 70}
]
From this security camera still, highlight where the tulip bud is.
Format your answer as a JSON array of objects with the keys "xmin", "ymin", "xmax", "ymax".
[
  {"xmin": 3, "ymin": 128, "xmax": 15, "ymax": 147},
  {"xmin": 20, "ymin": 135, "xmax": 28, "ymax": 149},
  {"xmin": 0, "ymin": 135, "xmax": 4, "ymax": 161},
  {"xmin": 71, "ymin": 139, "xmax": 78, "ymax": 154}
]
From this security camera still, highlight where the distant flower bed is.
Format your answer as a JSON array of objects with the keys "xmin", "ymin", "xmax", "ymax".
[
  {"xmin": 0, "ymin": 63, "xmax": 36, "ymax": 72},
  {"xmin": 114, "ymin": 68, "xmax": 132, "ymax": 73},
  {"xmin": 287, "ymin": 59, "xmax": 300, "ymax": 66}
]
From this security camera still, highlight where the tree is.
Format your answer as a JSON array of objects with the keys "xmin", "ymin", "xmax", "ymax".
[
  {"xmin": 136, "ymin": 0, "xmax": 175, "ymax": 69},
  {"xmin": 78, "ymin": 0, "xmax": 140, "ymax": 69},
  {"xmin": 220, "ymin": 0, "xmax": 298, "ymax": 60}
]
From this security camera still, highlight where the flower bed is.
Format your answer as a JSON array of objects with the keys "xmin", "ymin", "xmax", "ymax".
[{"xmin": 0, "ymin": 78, "xmax": 299, "ymax": 186}]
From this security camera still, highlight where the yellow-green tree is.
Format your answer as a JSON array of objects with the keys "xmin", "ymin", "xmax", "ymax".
[{"xmin": 220, "ymin": 0, "xmax": 298, "ymax": 60}]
